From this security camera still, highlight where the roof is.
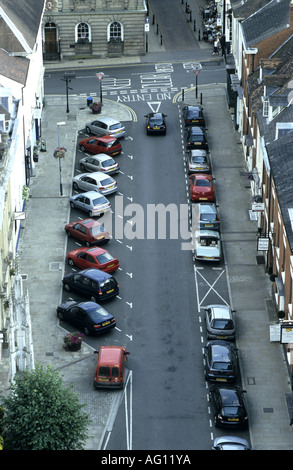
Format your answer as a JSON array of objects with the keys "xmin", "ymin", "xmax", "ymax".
[
  {"xmin": 266, "ymin": 132, "xmax": 293, "ymax": 251},
  {"xmin": 241, "ymin": 0, "xmax": 291, "ymax": 47},
  {"xmin": 230, "ymin": 0, "xmax": 273, "ymax": 19},
  {"xmin": 0, "ymin": 0, "xmax": 45, "ymax": 53},
  {"xmin": 0, "ymin": 48, "xmax": 29, "ymax": 84}
]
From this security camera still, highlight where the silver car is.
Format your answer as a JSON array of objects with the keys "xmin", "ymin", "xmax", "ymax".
[
  {"xmin": 79, "ymin": 154, "xmax": 119, "ymax": 175},
  {"xmin": 193, "ymin": 229, "xmax": 221, "ymax": 262},
  {"xmin": 198, "ymin": 203, "xmax": 220, "ymax": 231},
  {"xmin": 69, "ymin": 191, "xmax": 111, "ymax": 217},
  {"xmin": 187, "ymin": 149, "xmax": 210, "ymax": 174},
  {"xmin": 205, "ymin": 304, "xmax": 235, "ymax": 340},
  {"xmin": 72, "ymin": 171, "xmax": 118, "ymax": 196},
  {"xmin": 85, "ymin": 117, "xmax": 126, "ymax": 138}
]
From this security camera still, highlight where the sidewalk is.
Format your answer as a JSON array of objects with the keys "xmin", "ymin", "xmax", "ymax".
[{"xmin": 2, "ymin": 4, "xmax": 293, "ymax": 451}]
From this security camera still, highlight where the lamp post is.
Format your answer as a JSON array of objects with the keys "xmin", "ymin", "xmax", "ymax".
[
  {"xmin": 56, "ymin": 121, "xmax": 66, "ymax": 196},
  {"xmin": 193, "ymin": 63, "xmax": 202, "ymax": 100},
  {"xmin": 96, "ymin": 72, "xmax": 105, "ymax": 104}
]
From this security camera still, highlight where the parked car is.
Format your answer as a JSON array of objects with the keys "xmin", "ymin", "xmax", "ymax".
[
  {"xmin": 182, "ymin": 105, "xmax": 205, "ymax": 127},
  {"xmin": 94, "ymin": 345, "xmax": 130, "ymax": 389},
  {"xmin": 66, "ymin": 246, "xmax": 119, "ymax": 273},
  {"xmin": 62, "ymin": 268, "xmax": 119, "ymax": 302},
  {"xmin": 212, "ymin": 436, "xmax": 251, "ymax": 450},
  {"xmin": 65, "ymin": 218, "xmax": 110, "ymax": 246},
  {"xmin": 80, "ymin": 154, "xmax": 120, "ymax": 175},
  {"xmin": 193, "ymin": 229, "xmax": 222, "ymax": 262},
  {"xmin": 187, "ymin": 149, "xmax": 211, "ymax": 174},
  {"xmin": 85, "ymin": 117, "xmax": 126, "ymax": 138},
  {"xmin": 204, "ymin": 340, "xmax": 238, "ymax": 383},
  {"xmin": 78, "ymin": 135, "xmax": 122, "ymax": 156},
  {"xmin": 189, "ymin": 174, "xmax": 215, "ymax": 202},
  {"xmin": 205, "ymin": 304, "xmax": 235, "ymax": 340},
  {"xmin": 72, "ymin": 171, "xmax": 117, "ymax": 196},
  {"xmin": 56, "ymin": 300, "xmax": 116, "ymax": 336},
  {"xmin": 69, "ymin": 191, "xmax": 111, "ymax": 217},
  {"xmin": 209, "ymin": 385, "xmax": 248, "ymax": 428},
  {"xmin": 144, "ymin": 112, "xmax": 167, "ymax": 135},
  {"xmin": 197, "ymin": 203, "xmax": 220, "ymax": 231},
  {"xmin": 186, "ymin": 126, "xmax": 208, "ymax": 150}
]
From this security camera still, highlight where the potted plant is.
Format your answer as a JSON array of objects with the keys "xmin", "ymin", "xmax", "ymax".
[
  {"xmin": 90, "ymin": 102, "xmax": 103, "ymax": 114},
  {"xmin": 63, "ymin": 332, "xmax": 84, "ymax": 351},
  {"xmin": 53, "ymin": 146, "xmax": 67, "ymax": 159}
]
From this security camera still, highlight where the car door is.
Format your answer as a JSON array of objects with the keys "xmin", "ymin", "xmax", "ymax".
[
  {"xmin": 72, "ymin": 223, "xmax": 87, "ymax": 242},
  {"xmin": 75, "ymin": 252, "xmax": 90, "ymax": 269},
  {"xmin": 69, "ymin": 306, "xmax": 84, "ymax": 329},
  {"xmin": 86, "ymin": 157, "xmax": 99, "ymax": 172},
  {"xmin": 80, "ymin": 176, "xmax": 97, "ymax": 192}
]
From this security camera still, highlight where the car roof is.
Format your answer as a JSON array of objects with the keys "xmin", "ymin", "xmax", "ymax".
[
  {"xmin": 199, "ymin": 203, "xmax": 217, "ymax": 213},
  {"xmin": 198, "ymin": 230, "xmax": 220, "ymax": 238},
  {"xmin": 98, "ymin": 345, "xmax": 125, "ymax": 364},
  {"xmin": 186, "ymin": 105, "xmax": 203, "ymax": 110},
  {"xmin": 80, "ymin": 268, "xmax": 112, "ymax": 280},
  {"xmin": 75, "ymin": 190, "xmax": 105, "ymax": 198},
  {"xmin": 96, "ymin": 116, "xmax": 122, "ymax": 125},
  {"xmin": 208, "ymin": 340, "xmax": 232, "ymax": 358},
  {"xmin": 72, "ymin": 218, "xmax": 101, "ymax": 228},
  {"xmin": 206, "ymin": 305, "xmax": 231, "ymax": 318},
  {"xmin": 189, "ymin": 127, "xmax": 205, "ymax": 134},
  {"xmin": 190, "ymin": 149, "xmax": 207, "ymax": 156},
  {"xmin": 97, "ymin": 135, "xmax": 117, "ymax": 142}
]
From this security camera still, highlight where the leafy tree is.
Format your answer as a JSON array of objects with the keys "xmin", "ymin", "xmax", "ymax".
[{"xmin": 1, "ymin": 364, "xmax": 90, "ymax": 450}]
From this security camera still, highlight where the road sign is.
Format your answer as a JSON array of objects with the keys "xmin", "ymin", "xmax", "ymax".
[
  {"xmin": 192, "ymin": 63, "xmax": 202, "ymax": 76},
  {"xmin": 96, "ymin": 72, "xmax": 105, "ymax": 81}
]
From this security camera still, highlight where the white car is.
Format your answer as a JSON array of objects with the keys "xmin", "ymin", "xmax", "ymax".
[
  {"xmin": 193, "ymin": 229, "xmax": 221, "ymax": 261},
  {"xmin": 72, "ymin": 171, "xmax": 118, "ymax": 196},
  {"xmin": 85, "ymin": 117, "xmax": 126, "ymax": 138},
  {"xmin": 80, "ymin": 154, "xmax": 120, "ymax": 175}
]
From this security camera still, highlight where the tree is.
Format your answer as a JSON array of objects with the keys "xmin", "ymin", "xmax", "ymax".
[{"xmin": 1, "ymin": 364, "xmax": 90, "ymax": 450}]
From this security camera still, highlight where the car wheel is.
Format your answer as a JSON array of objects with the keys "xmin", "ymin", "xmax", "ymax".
[
  {"xmin": 89, "ymin": 211, "xmax": 94, "ymax": 217},
  {"xmin": 68, "ymin": 258, "xmax": 75, "ymax": 266},
  {"xmin": 80, "ymin": 145, "xmax": 86, "ymax": 152},
  {"xmin": 85, "ymin": 241, "xmax": 90, "ymax": 247},
  {"xmin": 57, "ymin": 310, "xmax": 64, "ymax": 320},
  {"xmin": 90, "ymin": 295, "xmax": 97, "ymax": 303},
  {"xmin": 64, "ymin": 284, "xmax": 70, "ymax": 292},
  {"xmin": 85, "ymin": 127, "xmax": 91, "ymax": 134},
  {"xmin": 70, "ymin": 201, "xmax": 75, "ymax": 209},
  {"xmin": 73, "ymin": 182, "xmax": 79, "ymax": 190},
  {"xmin": 83, "ymin": 327, "xmax": 90, "ymax": 336},
  {"xmin": 80, "ymin": 163, "xmax": 85, "ymax": 170},
  {"xmin": 214, "ymin": 415, "xmax": 220, "ymax": 428}
]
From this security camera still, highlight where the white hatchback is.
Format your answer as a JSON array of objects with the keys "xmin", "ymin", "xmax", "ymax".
[
  {"xmin": 73, "ymin": 171, "xmax": 118, "ymax": 196},
  {"xmin": 85, "ymin": 117, "xmax": 126, "ymax": 138}
]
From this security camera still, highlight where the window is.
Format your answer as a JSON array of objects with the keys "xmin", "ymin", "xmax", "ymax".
[
  {"xmin": 108, "ymin": 21, "xmax": 123, "ymax": 42},
  {"xmin": 76, "ymin": 22, "xmax": 91, "ymax": 43}
]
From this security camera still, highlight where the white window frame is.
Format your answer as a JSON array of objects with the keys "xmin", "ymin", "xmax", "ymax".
[
  {"xmin": 75, "ymin": 22, "xmax": 91, "ymax": 43},
  {"xmin": 107, "ymin": 21, "xmax": 124, "ymax": 42}
]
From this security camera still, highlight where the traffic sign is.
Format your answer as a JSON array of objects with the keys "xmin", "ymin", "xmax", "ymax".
[
  {"xmin": 96, "ymin": 72, "xmax": 105, "ymax": 81},
  {"xmin": 192, "ymin": 63, "xmax": 202, "ymax": 76}
]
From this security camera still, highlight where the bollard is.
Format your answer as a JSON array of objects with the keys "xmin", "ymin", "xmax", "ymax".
[
  {"xmin": 160, "ymin": 34, "xmax": 163, "ymax": 45},
  {"xmin": 194, "ymin": 20, "xmax": 196, "ymax": 31},
  {"xmin": 182, "ymin": 88, "xmax": 185, "ymax": 102},
  {"xmin": 198, "ymin": 29, "xmax": 201, "ymax": 41}
]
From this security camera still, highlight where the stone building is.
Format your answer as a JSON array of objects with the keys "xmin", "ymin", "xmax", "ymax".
[{"xmin": 43, "ymin": 0, "xmax": 147, "ymax": 61}]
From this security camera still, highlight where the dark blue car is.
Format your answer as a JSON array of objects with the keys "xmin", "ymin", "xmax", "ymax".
[
  {"xmin": 62, "ymin": 268, "xmax": 119, "ymax": 302},
  {"xmin": 56, "ymin": 300, "xmax": 116, "ymax": 335}
]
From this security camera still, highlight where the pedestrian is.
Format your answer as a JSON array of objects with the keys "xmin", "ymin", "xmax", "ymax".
[{"xmin": 212, "ymin": 37, "xmax": 219, "ymax": 55}]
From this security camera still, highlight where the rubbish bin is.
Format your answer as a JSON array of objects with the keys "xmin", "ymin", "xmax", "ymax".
[
  {"xmin": 87, "ymin": 95, "xmax": 93, "ymax": 107},
  {"xmin": 40, "ymin": 138, "xmax": 46, "ymax": 152}
]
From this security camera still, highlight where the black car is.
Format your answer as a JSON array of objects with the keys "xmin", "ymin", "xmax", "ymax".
[
  {"xmin": 209, "ymin": 385, "xmax": 248, "ymax": 428},
  {"xmin": 62, "ymin": 268, "xmax": 119, "ymax": 302},
  {"xmin": 186, "ymin": 126, "xmax": 208, "ymax": 150},
  {"xmin": 204, "ymin": 340, "xmax": 238, "ymax": 383},
  {"xmin": 182, "ymin": 105, "xmax": 205, "ymax": 127},
  {"xmin": 144, "ymin": 112, "xmax": 167, "ymax": 135},
  {"xmin": 56, "ymin": 300, "xmax": 116, "ymax": 335}
]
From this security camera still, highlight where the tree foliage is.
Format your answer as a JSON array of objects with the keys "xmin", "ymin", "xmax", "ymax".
[{"xmin": 1, "ymin": 364, "xmax": 90, "ymax": 450}]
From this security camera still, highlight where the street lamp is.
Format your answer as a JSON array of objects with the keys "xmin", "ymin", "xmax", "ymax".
[
  {"xmin": 56, "ymin": 121, "xmax": 66, "ymax": 196},
  {"xmin": 96, "ymin": 72, "xmax": 105, "ymax": 104}
]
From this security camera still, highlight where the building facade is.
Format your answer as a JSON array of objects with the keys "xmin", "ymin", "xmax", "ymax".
[{"xmin": 43, "ymin": 0, "xmax": 147, "ymax": 61}]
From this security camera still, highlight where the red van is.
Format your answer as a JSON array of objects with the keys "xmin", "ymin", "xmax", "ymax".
[{"xmin": 94, "ymin": 346, "xmax": 129, "ymax": 389}]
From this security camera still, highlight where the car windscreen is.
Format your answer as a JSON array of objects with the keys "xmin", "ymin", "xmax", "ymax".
[
  {"xmin": 212, "ymin": 319, "xmax": 233, "ymax": 329},
  {"xmin": 188, "ymin": 109, "xmax": 200, "ymax": 118},
  {"xmin": 192, "ymin": 156, "xmax": 206, "ymax": 163},
  {"xmin": 90, "ymin": 306, "xmax": 111, "ymax": 321},
  {"xmin": 98, "ymin": 366, "xmax": 110, "ymax": 377},
  {"xmin": 212, "ymin": 361, "xmax": 232, "ymax": 370},
  {"xmin": 102, "ymin": 159, "xmax": 116, "ymax": 167},
  {"xmin": 201, "ymin": 213, "xmax": 217, "ymax": 222},
  {"xmin": 97, "ymin": 252, "xmax": 114, "ymax": 264},
  {"xmin": 196, "ymin": 179, "xmax": 210, "ymax": 186},
  {"xmin": 93, "ymin": 196, "xmax": 108, "ymax": 205},
  {"xmin": 90, "ymin": 225, "xmax": 105, "ymax": 235},
  {"xmin": 106, "ymin": 140, "xmax": 119, "ymax": 147},
  {"xmin": 150, "ymin": 117, "xmax": 163, "ymax": 125},
  {"xmin": 109, "ymin": 123, "xmax": 122, "ymax": 130},
  {"xmin": 101, "ymin": 177, "xmax": 114, "ymax": 186}
]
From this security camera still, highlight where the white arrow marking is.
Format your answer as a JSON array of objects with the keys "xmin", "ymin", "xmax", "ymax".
[
  {"xmin": 126, "ymin": 272, "xmax": 132, "ymax": 278},
  {"xmin": 126, "ymin": 334, "xmax": 133, "ymax": 341},
  {"xmin": 126, "ymin": 245, "xmax": 132, "ymax": 251},
  {"xmin": 126, "ymin": 302, "xmax": 133, "ymax": 308}
]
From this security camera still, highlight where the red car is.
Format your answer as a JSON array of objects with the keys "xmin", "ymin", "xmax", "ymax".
[
  {"xmin": 78, "ymin": 135, "xmax": 122, "ymax": 156},
  {"xmin": 189, "ymin": 174, "xmax": 215, "ymax": 202},
  {"xmin": 65, "ymin": 218, "xmax": 110, "ymax": 246},
  {"xmin": 66, "ymin": 247, "xmax": 119, "ymax": 273}
]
